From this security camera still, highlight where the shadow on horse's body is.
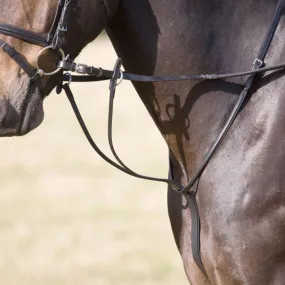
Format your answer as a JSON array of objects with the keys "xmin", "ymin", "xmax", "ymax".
[{"xmin": 1, "ymin": 0, "xmax": 285, "ymax": 284}]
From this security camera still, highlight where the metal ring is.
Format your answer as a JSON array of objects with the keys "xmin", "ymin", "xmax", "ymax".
[
  {"xmin": 36, "ymin": 45, "xmax": 65, "ymax": 76},
  {"xmin": 64, "ymin": 72, "xmax": 72, "ymax": 86}
]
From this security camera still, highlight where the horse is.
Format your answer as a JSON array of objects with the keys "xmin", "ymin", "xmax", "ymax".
[{"xmin": 1, "ymin": 0, "xmax": 285, "ymax": 284}]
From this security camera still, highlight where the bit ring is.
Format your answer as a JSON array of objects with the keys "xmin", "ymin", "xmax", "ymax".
[{"xmin": 36, "ymin": 46, "xmax": 65, "ymax": 76}]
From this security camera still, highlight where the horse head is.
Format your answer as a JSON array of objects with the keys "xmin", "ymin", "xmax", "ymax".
[{"xmin": 0, "ymin": 0, "xmax": 117, "ymax": 136}]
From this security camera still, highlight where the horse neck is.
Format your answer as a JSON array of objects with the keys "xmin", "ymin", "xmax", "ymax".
[{"xmin": 107, "ymin": 0, "xmax": 283, "ymax": 181}]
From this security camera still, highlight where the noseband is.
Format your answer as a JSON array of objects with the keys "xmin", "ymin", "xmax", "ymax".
[{"xmin": 1, "ymin": 0, "xmax": 285, "ymax": 275}]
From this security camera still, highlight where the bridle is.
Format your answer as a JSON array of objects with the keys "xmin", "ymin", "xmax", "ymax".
[
  {"xmin": 1, "ymin": 0, "xmax": 285, "ymax": 275},
  {"xmin": 0, "ymin": 0, "xmax": 113, "ymax": 80},
  {"xmin": 0, "ymin": 0, "xmax": 77, "ymax": 80}
]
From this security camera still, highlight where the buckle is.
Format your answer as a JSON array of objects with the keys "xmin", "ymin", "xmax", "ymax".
[
  {"xmin": 75, "ymin": 63, "xmax": 89, "ymax": 74},
  {"xmin": 59, "ymin": 25, "xmax": 68, "ymax": 32}
]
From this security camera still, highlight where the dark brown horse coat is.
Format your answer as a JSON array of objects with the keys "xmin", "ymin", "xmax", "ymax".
[{"xmin": 1, "ymin": 0, "xmax": 285, "ymax": 284}]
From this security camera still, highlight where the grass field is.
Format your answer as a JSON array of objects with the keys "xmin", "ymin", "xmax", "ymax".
[{"xmin": 0, "ymin": 37, "xmax": 188, "ymax": 285}]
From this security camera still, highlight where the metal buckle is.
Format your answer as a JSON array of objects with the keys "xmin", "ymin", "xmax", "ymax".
[
  {"xmin": 59, "ymin": 25, "xmax": 68, "ymax": 32},
  {"xmin": 75, "ymin": 63, "xmax": 89, "ymax": 74}
]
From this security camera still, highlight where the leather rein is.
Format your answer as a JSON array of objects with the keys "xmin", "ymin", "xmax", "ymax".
[{"xmin": 1, "ymin": 0, "xmax": 285, "ymax": 275}]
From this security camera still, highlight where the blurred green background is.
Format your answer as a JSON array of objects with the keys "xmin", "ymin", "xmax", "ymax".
[{"xmin": 0, "ymin": 37, "xmax": 188, "ymax": 285}]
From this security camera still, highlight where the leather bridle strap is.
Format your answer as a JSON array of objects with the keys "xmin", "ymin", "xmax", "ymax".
[
  {"xmin": 60, "ymin": 60, "xmax": 285, "ymax": 82},
  {"xmin": 50, "ymin": 0, "xmax": 77, "ymax": 50},
  {"xmin": 0, "ymin": 39, "xmax": 40, "ymax": 80},
  {"xmin": 0, "ymin": 0, "xmax": 76, "ymax": 49},
  {"xmin": 0, "ymin": 23, "xmax": 48, "ymax": 47},
  {"xmin": 48, "ymin": 0, "xmax": 68, "ymax": 43}
]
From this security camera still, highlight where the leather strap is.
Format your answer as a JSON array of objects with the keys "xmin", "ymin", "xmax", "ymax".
[
  {"xmin": 58, "ymin": 60, "xmax": 108, "ymax": 76},
  {"xmin": 47, "ymin": 0, "xmax": 67, "ymax": 43},
  {"xmin": 51, "ymin": 0, "xmax": 78, "ymax": 50},
  {"xmin": 60, "ymin": 60, "xmax": 285, "ymax": 82},
  {"xmin": 169, "ymin": 156, "xmax": 207, "ymax": 274},
  {"xmin": 0, "ymin": 39, "xmax": 40, "ymax": 80},
  {"xmin": 184, "ymin": 192, "xmax": 206, "ymax": 275},
  {"xmin": 0, "ymin": 23, "xmax": 48, "ymax": 47},
  {"xmin": 61, "ymin": 80, "xmax": 181, "ymax": 190}
]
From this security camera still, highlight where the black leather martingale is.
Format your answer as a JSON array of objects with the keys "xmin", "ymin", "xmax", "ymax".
[{"xmin": 59, "ymin": 0, "xmax": 285, "ymax": 275}]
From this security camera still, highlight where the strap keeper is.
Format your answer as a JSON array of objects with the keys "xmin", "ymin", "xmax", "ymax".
[
  {"xmin": 109, "ymin": 59, "xmax": 123, "ymax": 91},
  {"xmin": 2, "ymin": 43, "xmax": 16, "ymax": 57}
]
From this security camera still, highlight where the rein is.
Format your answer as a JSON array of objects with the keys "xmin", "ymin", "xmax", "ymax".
[
  {"xmin": 1, "ymin": 0, "xmax": 285, "ymax": 275},
  {"xmin": 59, "ymin": 58, "xmax": 285, "ymax": 82}
]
